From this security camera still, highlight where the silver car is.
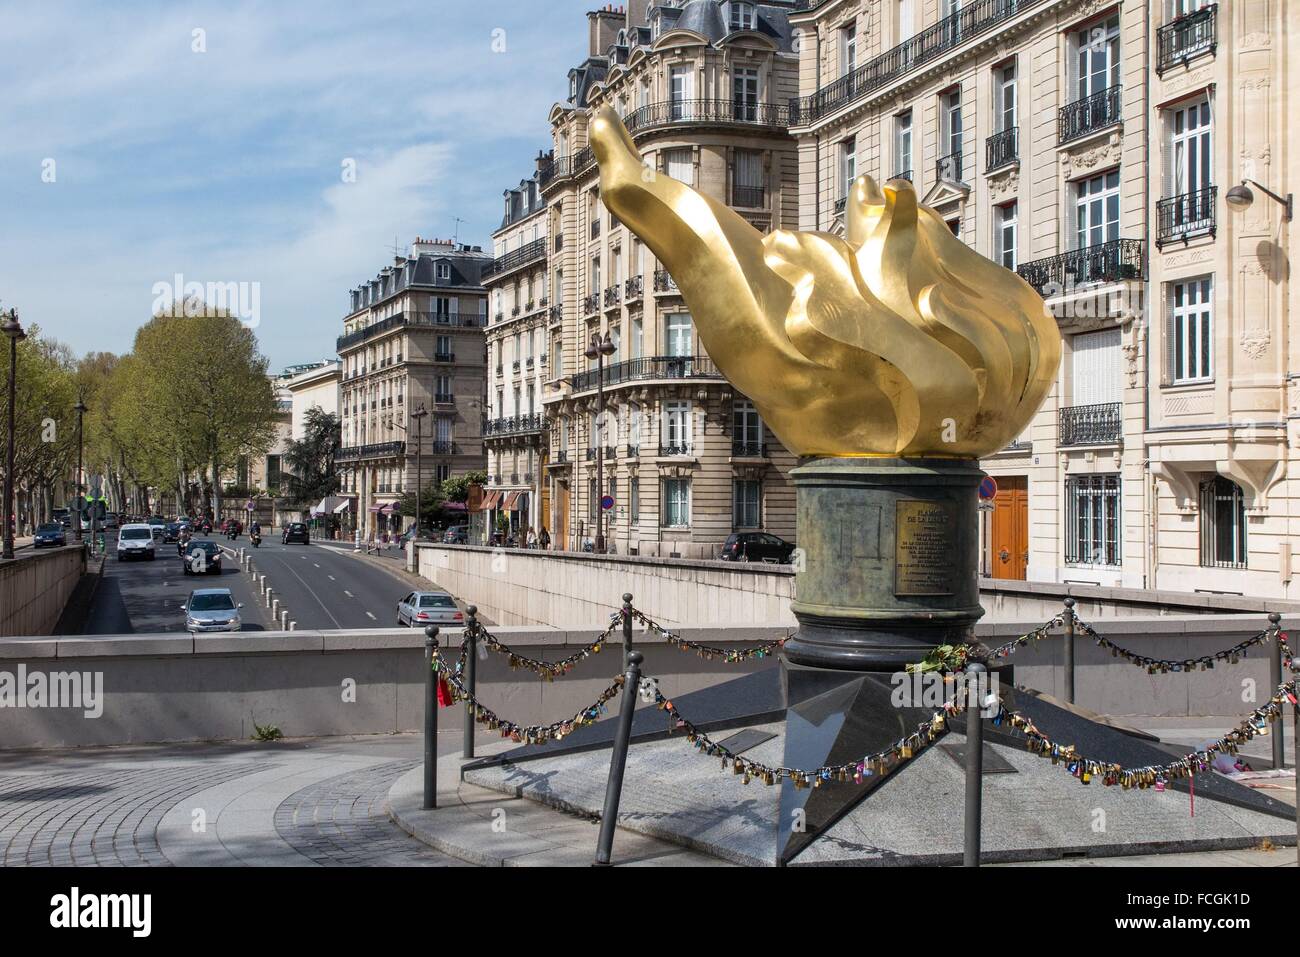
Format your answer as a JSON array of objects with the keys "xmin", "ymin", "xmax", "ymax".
[
  {"xmin": 396, "ymin": 590, "xmax": 464, "ymax": 628},
  {"xmin": 182, "ymin": 588, "xmax": 243, "ymax": 633}
]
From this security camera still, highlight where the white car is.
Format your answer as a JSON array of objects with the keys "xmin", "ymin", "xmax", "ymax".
[
  {"xmin": 181, "ymin": 588, "xmax": 243, "ymax": 633},
  {"xmin": 116, "ymin": 523, "xmax": 157, "ymax": 561}
]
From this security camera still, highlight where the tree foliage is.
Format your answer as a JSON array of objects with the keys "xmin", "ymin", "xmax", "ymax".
[{"xmin": 281, "ymin": 407, "xmax": 341, "ymax": 507}]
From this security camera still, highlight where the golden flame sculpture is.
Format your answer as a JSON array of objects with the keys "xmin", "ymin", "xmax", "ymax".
[{"xmin": 590, "ymin": 107, "xmax": 1061, "ymax": 458}]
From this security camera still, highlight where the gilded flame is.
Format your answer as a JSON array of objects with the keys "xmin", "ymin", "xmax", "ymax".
[{"xmin": 590, "ymin": 106, "xmax": 1061, "ymax": 458}]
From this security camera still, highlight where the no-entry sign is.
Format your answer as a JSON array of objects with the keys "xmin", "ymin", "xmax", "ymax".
[{"xmin": 978, "ymin": 477, "xmax": 998, "ymax": 501}]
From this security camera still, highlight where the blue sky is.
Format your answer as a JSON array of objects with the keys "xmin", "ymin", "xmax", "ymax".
[{"xmin": 0, "ymin": 0, "xmax": 593, "ymax": 369}]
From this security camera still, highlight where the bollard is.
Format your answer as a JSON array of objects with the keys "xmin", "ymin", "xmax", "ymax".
[
  {"xmin": 423, "ymin": 626, "xmax": 440, "ymax": 809},
  {"xmin": 1268, "ymin": 613, "xmax": 1286, "ymax": 771},
  {"xmin": 280, "ymin": 609, "xmax": 289, "ymax": 630},
  {"xmin": 1062, "ymin": 596, "xmax": 1076, "ymax": 705},
  {"xmin": 463, "ymin": 606, "xmax": 478, "ymax": 759},
  {"xmin": 964, "ymin": 661, "xmax": 986, "ymax": 867},
  {"xmin": 594, "ymin": 651, "xmax": 643, "ymax": 866},
  {"xmin": 272, "ymin": 598, "xmax": 280, "ymax": 619},
  {"xmin": 621, "ymin": 592, "xmax": 634, "ymax": 671},
  {"xmin": 288, "ymin": 620, "xmax": 296, "ymax": 631}
]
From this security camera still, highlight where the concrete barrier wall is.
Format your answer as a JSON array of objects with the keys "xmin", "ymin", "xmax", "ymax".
[
  {"xmin": 0, "ymin": 546, "xmax": 86, "ymax": 638},
  {"xmin": 414, "ymin": 544, "xmax": 1296, "ymax": 630},
  {"xmin": 0, "ymin": 614, "xmax": 1291, "ymax": 750}
]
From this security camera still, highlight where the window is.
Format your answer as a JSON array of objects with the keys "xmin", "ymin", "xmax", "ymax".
[
  {"xmin": 436, "ymin": 465, "xmax": 450, "ymax": 482},
  {"xmin": 588, "ymin": 477, "xmax": 598, "ymax": 519},
  {"xmin": 1199, "ymin": 476, "xmax": 1246, "ymax": 568},
  {"xmin": 995, "ymin": 62, "xmax": 1017, "ymax": 131},
  {"xmin": 1168, "ymin": 276, "xmax": 1213, "ymax": 383},
  {"xmin": 436, "ymin": 417, "xmax": 452, "ymax": 444},
  {"xmin": 841, "ymin": 22, "xmax": 857, "ymax": 76},
  {"xmin": 939, "ymin": 89, "xmax": 962, "ymax": 180},
  {"xmin": 734, "ymin": 480, "xmax": 761, "ymax": 528},
  {"xmin": 894, "ymin": 112, "xmax": 912, "ymax": 178},
  {"xmin": 733, "ymin": 68, "xmax": 759, "ymax": 122},
  {"xmin": 839, "ymin": 137, "xmax": 856, "ymax": 199},
  {"xmin": 733, "ymin": 400, "xmax": 762, "ymax": 453},
  {"xmin": 1071, "ymin": 327, "xmax": 1122, "ymax": 406},
  {"xmin": 630, "ymin": 477, "xmax": 640, "ymax": 523},
  {"xmin": 1075, "ymin": 15, "xmax": 1120, "ymax": 99},
  {"xmin": 437, "ymin": 262, "xmax": 451, "ymax": 282},
  {"xmin": 629, "ymin": 405, "xmax": 642, "ymax": 449},
  {"xmin": 664, "ymin": 400, "xmax": 692, "ymax": 453},
  {"xmin": 670, "ymin": 66, "xmax": 693, "ymax": 120},
  {"xmin": 1074, "ymin": 170, "xmax": 1120, "ymax": 250},
  {"xmin": 665, "ymin": 148, "xmax": 693, "ymax": 185},
  {"xmin": 729, "ymin": 1, "xmax": 755, "ymax": 31},
  {"xmin": 590, "ymin": 256, "xmax": 601, "ymax": 296},
  {"xmin": 995, "ymin": 202, "xmax": 1017, "ymax": 270},
  {"xmin": 665, "ymin": 313, "xmax": 693, "ymax": 357},
  {"xmin": 662, "ymin": 479, "xmax": 690, "ymax": 527},
  {"xmin": 897, "ymin": 0, "xmax": 914, "ymax": 43},
  {"xmin": 630, "ymin": 316, "xmax": 643, "ymax": 359},
  {"xmin": 1065, "ymin": 474, "xmax": 1121, "ymax": 566},
  {"xmin": 435, "ymin": 334, "xmax": 452, "ymax": 358},
  {"xmin": 1167, "ymin": 97, "xmax": 1212, "ymax": 197},
  {"xmin": 734, "ymin": 149, "xmax": 763, "ymax": 206}
]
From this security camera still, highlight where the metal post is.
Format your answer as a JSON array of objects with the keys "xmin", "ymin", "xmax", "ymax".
[
  {"xmin": 424, "ymin": 625, "xmax": 440, "ymax": 809},
  {"xmin": 622, "ymin": 592, "xmax": 634, "ymax": 671},
  {"xmin": 1, "ymin": 316, "xmax": 21, "ymax": 561},
  {"xmin": 411, "ymin": 405, "xmax": 427, "ymax": 545},
  {"xmin": 463, "ymin": 605, "xmax": 478, "ymax": 759},
  {"xmin": 595, "ymin": 356, "xmax": 605, "ymax": 554},
  {"xmin": 963, "ymin": 661, "xmax": 986, "ymax": 867},
  {"xmin": 1268, "ymin": 613, "xmax": 1285, "ymax": 771},
  {"xmin": 1062, "ymin": 596, "xmax": 1076, "ymax": 705},
  {"xmin": 73, "ymin": 400, "xmax": 85, "ymax": 543},
  {"xmin": 595, "ymin": 651, "xmax": 642, "ymax": 866}
]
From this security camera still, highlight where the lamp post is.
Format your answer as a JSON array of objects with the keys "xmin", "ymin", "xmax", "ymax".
[
  {"xmin": 584, "ymin": 331, "xmax": 616, "ymax": 553},
  {"xmin": 73, "ymin": 398, "xmax": 87, "ymax": 543},
  {"xmin": 1225, "ymin": 179, "xmax": 1293, "ymax": 221},
  {"xmin": 410, "ymin": 404, "xmax": 428, "ymax": 543},
  {"xmin": 2, "ymin": 309, "xmax": 25, "ymax": 561}
]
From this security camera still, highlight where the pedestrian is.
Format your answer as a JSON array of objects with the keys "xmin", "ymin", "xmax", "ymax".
[
  {"xmin": 526, "ymin": 526, "xmax": 537, "ymax": 549},
  {"xmin": 538, "ymin": 527, "xmax": 550, "ymax": 550}
]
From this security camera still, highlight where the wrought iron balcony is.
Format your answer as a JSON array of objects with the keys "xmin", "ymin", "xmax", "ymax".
[
  {"xmin": 495, "ymin": 365, "xmax": 503, "ymax": 377},
  {"xmin": 1059, "ymin": 85, "xmax": 1122, "ymax": 145},
  {"xmin": 936, "ymin": 151, "xmax": 963, "ymax": 182},
  {"xmin": 538, "ymin": 146, "xmax": 595, "ymax": 189},
  {"xmin": 585, "ymin": 447, "xmax": 598, "ymax": 461},
  {"xmin": 621, "ymin": 98, "xmax": 790, "ymax": 135},
  {"xmin": 434, "ymin": 351, "xmax": 455, "ymax": 363},
  {"xmin": 732, "ymin": 184, "xmax": 766, "ymax": 208},
  {"xmin": 511, "ymin": 306, "xmax": 521, "ymax": 317},
  {"xmin": 624, "ymin": 274, "xmax": 643, "ymax": 299},
  {"xmin": 336, "ymin": 440, "xmax": 406, "ymax": 463},
  {"xmin": 512, "ymin": 360, "xmax": 520, "ymax": 372},
  {"xmin": 430, "ymin": 441, "xmax": 455, "ymax": 454},
  {"xmin": 1158, "ymin": 4, "xmax": 1217, "ymax": 73},
  {"xmin": 570, "ymin": 354, "xmax": 723, "ymax": 393},
  {"xmin": 509, "ymin": 473, "xmax": 519, "ymax": 484},
  {"xmin": 481, "ymin": 237, "xmax": 547, "ymax": 281},
  {"xmin": 658, "ymin": 444, "xmax": 693, "ymax": 457},
  {"xmin": 833, "ymin": 196, "xmax": 847, "ymax": 216},
  {"xmin": 1156, "ymin": 187, "xmax": 1217, "ymax": 246},
  {"xmin": 591, "ymin": 220, "xmax": 601, "ymax": 240},
  {"xmin": 555, "ymin": 450, "xmax": 569, "ymax": 463},
  {"xmin": 626, "ymin": 443, "xmax": 639, "ymax": 458},
  {"xmin": 790, "ymin": 0, "xmax": 1049, "ymax": 125},
  {"xmin": 653, "ymin": 270, "xmax": 679, "ymax": 293},
  {"xmin": 548, "ymin": 303, "xmax": 564, "ymax": 323},
  {"xmin": 336, "ymin": 310, "xmax": 487, "ymax": 351},
  {"xmin": 434, "ymin": 392, "xmax": 454, "ymax": 404},
  {"xmin": 1058, "ymin": 402, "xmax": 1122, "ymax": 447},
  {"xmin": 732, "ymin": 441, "xmax": 767, "ymax": 457},
  {"xmin": 604, "ymin": 446, "xmax": 616, "ymax": 460},
  {"xmin": 891, "ymin": 169, "xmax": 913, "ymax": 183},
  {"xmin": 483, "ymin": 413, "xmax": 548, "ymax": 438},
  {"xmin": 985, "ymin": 127, "xmax": 1018, "ymax": 171},
  {"xmin": 582, "ymin": 293, "xmax": 600, "ymax": 315},
  {"xmin": 1016, "ymin": 239, "xmax": 1145, "ymax": 296},
  {"xmin": 604, "ymin": 285, "xmax": 621, "ymax": 308}
]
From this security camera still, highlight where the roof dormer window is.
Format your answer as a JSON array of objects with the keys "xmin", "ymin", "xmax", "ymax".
[
  {"xmin": 729, "ymin": 2, "xmax": 755, "ymax": 31},
  {"xmin": 570, "ymin": 74, "xmax": 578, "ymax": 100},
  {"xmin": 437, "ymin": 261, "xmax": 451, "ymax": 282}
]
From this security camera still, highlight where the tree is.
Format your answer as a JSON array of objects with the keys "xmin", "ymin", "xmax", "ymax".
[
  {"xmin": 281, "ymin": 408, "xmax": 341, "ymax": 508},
  {"xmin": 395, "ymin": 484, "xmax": 445, "ymax": 523},
  {"xmin": 440, "ymin": 469, "xmax": 487, "ymax": 503}
]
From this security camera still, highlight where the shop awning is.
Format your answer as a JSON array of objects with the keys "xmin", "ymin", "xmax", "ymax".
[
  {"xmin": 333, "ymin": 499, "xmax": 351, "ymax": 513},
  {"xmin": 369, "ymin": 502, "xmax": 398, "ymax": 514},
  {"xmin": 480, "ymin": 491, "xmax": 502, "ymax": 511},
  {"xmin": 443, "ymin": 501, "xmax": 468, "ymax": 512},
  {"xmin": 314, "ymin": 495, "xmax": 351, "ymax": 515},
  {"xmin": 503, "ymin": 492, "xmax": 522, "ymax": 511}
]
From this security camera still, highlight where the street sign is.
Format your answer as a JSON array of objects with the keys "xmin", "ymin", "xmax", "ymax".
[
  {"xmin": 600, "ymin": 495, "xmax": 615, "ymax": 511},
  {"xmin": 978, "ymin": 477, "xmax": 998, "ymax": 501},
  {"xmin": 245, "ymin": 501, "xmax": 255, "ymax": 512}
]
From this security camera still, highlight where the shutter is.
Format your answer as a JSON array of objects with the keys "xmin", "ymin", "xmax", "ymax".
[{"xmin": 1072, "ymin": 328, "xmax": 1122, "ymax": 405}]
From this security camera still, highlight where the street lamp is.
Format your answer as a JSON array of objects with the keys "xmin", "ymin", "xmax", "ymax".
[
  {"xmin": 2, "ymin": 308, "xmax": 26, "ymax": 560},
  {"xmin": 1225, "ymin": 179, "xmax": 1293, "ymax": 221},
  {"xmin": 73, "ymin": 398, "xmax": 87, "ymax": 543},
  {"xmin": 584, "ymin": 331, "xmax": 617, "ymax": 554},
  {"xmin": 410, "ymin": 404, "xmax": 429, "ymax": 543}
]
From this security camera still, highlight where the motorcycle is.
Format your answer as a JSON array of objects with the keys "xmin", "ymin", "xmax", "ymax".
[{"xmin": 250, "ymin": 531, "xmax": 261, "ymax": 548}]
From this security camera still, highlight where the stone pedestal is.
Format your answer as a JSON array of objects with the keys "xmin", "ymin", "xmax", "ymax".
[{"xmin": 783, "ymin": 457, "xmax": 985, "ymax": 672}]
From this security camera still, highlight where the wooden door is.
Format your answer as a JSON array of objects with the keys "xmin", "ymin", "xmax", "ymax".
[{"xmin": 990, "ymin": 476, "xmax": 1028, "ymax": 580}]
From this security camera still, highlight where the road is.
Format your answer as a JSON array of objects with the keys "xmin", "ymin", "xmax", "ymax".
[{"xmin": 85, "ymin": 531, "xmax": 426, "ymax": 634}]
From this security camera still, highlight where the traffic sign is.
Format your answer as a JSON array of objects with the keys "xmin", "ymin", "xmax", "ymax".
[
  {"xmin": 600, "ymin": 495, "xmax": 615, "ymax": 511},
  {"xmin": 245, "ymin": 501, "xmax": 255, "ymax": 512},
  {"xmin": 978, "ymin": 477, "xmax": 998, "ymax": 501}
]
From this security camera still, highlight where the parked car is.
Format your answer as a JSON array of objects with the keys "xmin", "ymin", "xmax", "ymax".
[
  {"xmin": 719, "ymin": 532, "xmax": 796, "ymax": 564},
  {"xmin": 282, "ymin": 522, "xmax": 310, "ymax": 545},
  {"xmin": 442, "ymin": 525, "xmax": 469, "ymax": 544},
  {"xmin": 52, "ymin": 508, "xmax": 72, "ymax": 528},
  {"xmin": 396, "ymin": 590, "xmax": 464, "ymax": 627},
  {"xmin": 181, "ymin": 539, "xmax": 223, "ymax": 575},
  {"xmin": 162, "ymin": 521, "xmax": 182, "ymax": 543},
  {"xmin": 33, "ymin": 523, "xmax": 67, "ymax": 548},
  {"xmin": 181, "ymin": 588, "xmax": 243, "ymax": 633},
  {"xmin": 116, "ymin": 523, "xmax": 157, "ymax": 561},
  {"xmin": 103, "ymin": 512, "xmax": 120, "ymax": 529}
]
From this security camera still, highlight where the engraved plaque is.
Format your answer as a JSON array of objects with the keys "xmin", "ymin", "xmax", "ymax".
[{"xmin": 894, "ymin": 499, "xmax": 956, "ymax": 596}]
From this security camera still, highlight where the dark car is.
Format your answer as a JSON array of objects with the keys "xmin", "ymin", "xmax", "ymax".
[
  {"xmin": 181, "ymin": 540, "xmax": 223, "ymax": 575},
  {"xmin": 33, "ymin": 523, "xmax": 67, "ymax": 548},
  {"xmin": 720, "ymin": 532, "xmax": 795, "ymax": 564},
  {"xmin": 443, "ymin": 525, "xmax": 469, "ymax": 544},
  {"xmin": 162, "ymin": 522, "xmax": 182, "ymax": 543},
  {"xmin": 282, "ymin": 522, "xmax": 310, "ymax": 545}
]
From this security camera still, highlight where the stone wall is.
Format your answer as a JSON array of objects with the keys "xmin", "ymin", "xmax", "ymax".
[{"xmin": 0, "ymin": 546, "xmax": 86, "ymax": 638}]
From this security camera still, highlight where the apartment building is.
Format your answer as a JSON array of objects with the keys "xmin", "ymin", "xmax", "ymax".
[
  {"xmin": 788, "ymin": 0, "xmax": 1298, "ymax": 598},
  {"xmin": 482, "ymin": 173, "xmax": 550, "ymax": 539},
  {"xmin": 336, "ymin": 238, "xmax": 490, "ymax": 539},
  {"xmin": 539, "ymin": 0, "xmax": 802, "ymax": 557}
]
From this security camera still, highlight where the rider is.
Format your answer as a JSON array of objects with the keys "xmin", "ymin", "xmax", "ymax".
[{"xmin": 249, "ymin": 519, "xmax": 261, "ymax": 539}]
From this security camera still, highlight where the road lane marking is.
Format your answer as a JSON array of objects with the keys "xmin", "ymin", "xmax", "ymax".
[
  {"xmin": 328, "ymin": 575, "xmax": 335, "ymax": 581},
  {"xmin": 267, "ymin": 555, "xmax": 344, "ymax": 630},
  {"xmin": 313, "ymin": 563, "xmax": 320, "ymax": 568},
  {"xmin": 344, "ymin": 590, "xmax": 354, "ymax": 599},
  {"xmin": 365, "ymin": 611, "xmax": 376, "ymax": 620}
]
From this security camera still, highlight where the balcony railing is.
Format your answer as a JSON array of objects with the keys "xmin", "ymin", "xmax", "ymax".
[
  {"xmin": 936, "ymin": 151, "xmax": 963, "ymax": 182},
  {"xmin": 1016, "ymin": 239, "xmax": 1145, "ymax": 296},
  {"xmin": 626, "ymin": 443, "xmax": 640, "ymax": 458},
  {"xmin": 1058, "ymin": 402, "xmax": 1122, "ymax": 447},
  {"xmin": 549, "ymin": 303, "xmax": 564, "ymax": 323},
  {"xmin": 1059, "ymin": 85, "xmax": 1122, "ymax": 145},
  {"xmin": 985, "ymin": 127, "xmax": 1018, "ymax": 171},
  {"xmin": 512, "ymin": 360, "xmax": 520, "ymax": 372},
  {"xmin": 653, "ymin": 271, "xmax": 679, "ymax": 293},
  {"xmin": 732, "ymin": 441, "xmax": 767, "ymax": 457},
  {"xmin": 833, "ymin": 196, "xmax": 847, "ymax": 216},
  {"xmin": 434, "ymin": 351, "xmax": 455, "ymax": 363},
  {"xmin": 658, "ymin": 444, "xmax": 693, "ymax": 457},
  {"xmin": 604, "ymin": 285, "xmax": 621, "ymax": 308},
  {"xmin": 570, "ymin": 354, "xmax": 722, "ymax": 392},
  {"xmin": 732, "ymin": 184, "xmax": 766, "ymax": 208},
  {"xmin": 483, "ymin": 413, "xmax": 547, "ymax": 437},
  {"xmin": 622, "ymin": 98, "xmax": 790, "ymax": 135},
  {"xmin": 891, "ymin": 169, "xmax": 913, "ymax": 183},
  {"xmin": 1158, "ymin": 4, "xmax": 1217, "ymax": 73},
  {"xmin": 430, "ymin": 441, "xmax": 455, "ymax": 454},
  {"xmin": 584, "ymin": 294, "xmax": 603, "ymax": 315},
  {"xmin": 538, "ymin": 146, "xmax": 596, "ymax": 189},
  {"xmin": 1156, "ymin": 186, "xmax": 1216, "ymax": 246},
  {"xmin": 591, "ymin": 220, "xmax": 601, "ymax": 240},
  {"xmin": 336, "ymin": 310, "xmax": 487, "ymax": 351},
  {"xmin": 624, "ymin": 274, "xmax": 643, "ymax": 299},
  {"xmin": 791, "ymin": 0, "xmax": 1048, "ymax": 125},
  {"xmin": 434, "ymin": 392, "xmax": 454, "ymax": 404},
  {"xmin": 585, "ymin": 447, "xmax": 598, "ymax": 461},
  {"xmin": 336, "ymin": 441, "xmax": 406, "ymax": 463},
  {"xmin": 481, "ymin": 237, "xmax": 547, "ymax": 281}
]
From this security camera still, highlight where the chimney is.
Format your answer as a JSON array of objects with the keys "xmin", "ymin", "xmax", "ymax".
[
  {"xmin": 410, "ymin": 237, "xmax": 453, "ymax": 258},
  {"xmin": 588, "ymin": 4, "xmax": 623, "ymax": 56},
  {"xmin": 625, "ymin": 0, "xmax": 649, "ymax": 30}
]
